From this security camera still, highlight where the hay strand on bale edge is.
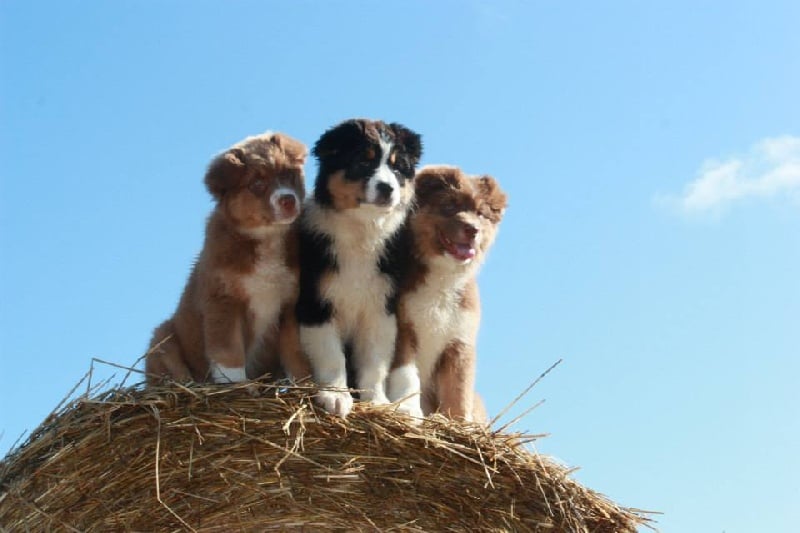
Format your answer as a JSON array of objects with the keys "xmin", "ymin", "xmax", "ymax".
[{"xmin": 1, "ymin": 381, "xmax": 653, "ymax": 532}]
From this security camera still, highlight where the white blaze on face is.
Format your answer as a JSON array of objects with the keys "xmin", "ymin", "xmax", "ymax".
[
  {"xmin": 270, "ymin": 186, "xmax": 299, "ymax": 223},
  {"xmin": 365, "ymin": 139, "xmax": 400, "ymax": 207}
]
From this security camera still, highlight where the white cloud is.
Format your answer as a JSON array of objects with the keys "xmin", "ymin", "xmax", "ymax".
[{"xmin": 660, "ymin": 136, "xmax": 800, "ymax": 214}]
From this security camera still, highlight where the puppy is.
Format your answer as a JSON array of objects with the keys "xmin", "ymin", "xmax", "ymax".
[
  {"xmin": 296, "ymin": 119, "xmax": 422, "ymax": 417},
  {"xmin": 145, "ymin": 132, "xmax": 311, "ymax": 385},
  {"xmin": 388, "ymin": 165, "xmax": 507, "ymax": 421}
]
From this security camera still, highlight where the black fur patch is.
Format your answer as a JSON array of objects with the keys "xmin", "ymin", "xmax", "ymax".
[
  {"xmin": 379, "ymin": 221, "xmax": 413, "ymax": 315},
  {"xmin": 295, "ymin": 223, "xmax": 336, "ymax": 326}
]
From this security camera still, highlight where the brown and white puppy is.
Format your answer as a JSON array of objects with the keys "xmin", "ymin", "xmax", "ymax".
[
  {"xmin": 388, "ymin": 165, "xmax": 507, "ymax": 421},
  {"xmin": 145, "ymin": 132, "xmax": 311, "ymax": 385}
]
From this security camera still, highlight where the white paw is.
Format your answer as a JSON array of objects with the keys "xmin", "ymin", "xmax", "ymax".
[
  {"xmin": 210, "ymin": 363, "xmax": 247, "ymax": 384},
  {"xmin": 316, "ymin": 389, "xmax": 353, "ymax": 418},
  {"xmin": 362, "ymin": 391, "xmax": 390, "ymax": 406},
  {"xmin": 393, "ymin": 397, "xmax": 424, "ymax": 419}
]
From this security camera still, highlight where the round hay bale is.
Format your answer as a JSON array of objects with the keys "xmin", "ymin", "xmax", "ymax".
[{"xmin": 0, "ymin": 382, "xmax": 651, "ymax": 531}]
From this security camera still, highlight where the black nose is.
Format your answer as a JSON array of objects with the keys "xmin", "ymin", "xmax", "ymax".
[
  {"xmin": 376, "ymin": 182, "xmax": 394, "ymax": 200},
  {"xmin": 463, "ymin": 224, "xmax": 478, "ymax": 239}
]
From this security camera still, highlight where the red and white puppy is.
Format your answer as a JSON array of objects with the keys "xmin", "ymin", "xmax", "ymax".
[
  {"xmin": 388, "ymin": 166, "xmax": 507, "ymax": 421},
  {"xmin": 146, "ymin": 132, "xmax": 310, "ymax": 385}
]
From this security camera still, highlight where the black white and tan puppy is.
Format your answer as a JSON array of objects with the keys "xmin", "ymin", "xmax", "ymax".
[
  {"xmin": 296, "ymin": 119, "xmax": 422, "ymax": 417},
  {"xmin": 388, "ymin": 165, "xmax": 507, "ymax": 421},
  {"xmin": 146, "ymin": 132, "xmax": 311, "ymax": 385}
]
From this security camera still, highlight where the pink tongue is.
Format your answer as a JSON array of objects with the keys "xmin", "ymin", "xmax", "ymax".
[{"xmin": 453, "ymin": 243, "xmax": 476, "ymax": 260}]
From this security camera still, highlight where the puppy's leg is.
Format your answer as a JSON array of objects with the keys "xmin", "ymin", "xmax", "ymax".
[
  {"xmin": 204, "ymin": 299, "xmax": 247, "ymax": 383},
  {"xmin": 278, "ymin": 305, "xmax": 312, "ymax": 381},
  {"xmin": 421, "ymin": 387, "xmax": 438, "ymax": 417},
  {"xmin": 434, "ymin": 340, "xmax": 476, "ymax": 422},
  {"xmin": 300, "ymin": 322, "xmax": 353, "ymax": 417},
  {"xmin": 387, "ymin": 319, "xmax": 422, "ymax": 418},
  {"xmin": 472, "ymin": 392, "xmax": 489, "ymax": 424},
  {"xmin": 145, "ymin": 320, "xmax": 193, "ymax": 384},
  {"xmin": 353, "ymin": 312, "xmax": 396, "ymax": 405}
]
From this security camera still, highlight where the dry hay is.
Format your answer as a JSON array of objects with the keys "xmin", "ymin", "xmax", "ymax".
[{"xmin": 0, "ymin": 379, "xmax": 653, "ymax": 532}]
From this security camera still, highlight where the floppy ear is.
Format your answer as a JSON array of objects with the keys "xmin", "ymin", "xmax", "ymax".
[
  {"xmin": 270, "ymin": 133, "xmax": 307, "ymax": 166},
  {"xmin": 312, "ymin": 119, "xmax": 365, "ymax": 160},
  {"xmin": 475, "ymin": 175, "xmax": 508, "ymax": 220},
  {"xmin": 389, "ymin": 122, "xmax": 423, "ymax": 164},
  {"xmin": 414, "ymin": 167, "xmax": 461, "ymax": 204},
  {"xmin": 204, "ymin": 148, "xmax": 247, "ymax": 200}
]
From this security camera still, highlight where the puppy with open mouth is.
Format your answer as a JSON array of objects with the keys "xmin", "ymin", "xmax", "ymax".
[
  {"xmin": 296, "ymin": 119, "xmax": 422, "ymax": 417},
  {"xmin": 388, "ymin": 165, "xmax": 507, "ymax": 421}
]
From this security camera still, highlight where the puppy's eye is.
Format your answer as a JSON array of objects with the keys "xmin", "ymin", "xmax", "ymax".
[
  {"xmin": 365, "ymin": 147, "xmax": 376, "ymax": 160},
  {"xmin": 249, "ymin": 179, "xmax": 267, "ymax": 195},
  {"xmin": 440, "ymin": 203, "xmax": 460, "ymax": 217},
  {"xmin": 389, "ymin": 152, "xmax": 397, "ymax": 165},
  {"xmin": 479, "ymin": 205, "xmax": 499, "ymax": 221}
]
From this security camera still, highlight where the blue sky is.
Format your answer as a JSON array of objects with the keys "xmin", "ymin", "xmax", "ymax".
[{"xmin": 2, "ymin": 1, "xmax": 799, "ymax": 531}]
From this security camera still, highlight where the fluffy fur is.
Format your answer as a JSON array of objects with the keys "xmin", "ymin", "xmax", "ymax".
[
  {"xmin": 145, "ymin": 132, "xmax": 311, "ymax": 385},
  {"xmin": 296, "ymin": 119, "xmax": 422, "ymax": 417},
  {"xmin": 388, "ymin": 165, "xmax": 507, "ymax": 421}
]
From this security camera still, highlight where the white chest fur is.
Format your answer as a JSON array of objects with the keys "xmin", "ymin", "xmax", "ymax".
[
  {"xmin": 308, "ymin": 203, "xmax": 406, "ymax": 335},
  {"xmin": 239, "ymin": 237, "xmax": 295, "ymax": 347},
  {"xmin": 404, "ymin": 269, "xmax": 479, "ymax": 385}
]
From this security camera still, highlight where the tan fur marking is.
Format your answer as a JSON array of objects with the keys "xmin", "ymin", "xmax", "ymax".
[{"xmin": 327, "ymin": 170, "xmax": 364, "ymax": 210}]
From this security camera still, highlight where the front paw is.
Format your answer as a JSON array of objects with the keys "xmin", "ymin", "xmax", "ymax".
[
  {"xmin": 315, "ymin": 389, "xmax": 353, "ymax": 418},
  {"xmin": 209, "ymin": 363, "xmax": 247, "ymax": 384},
  {"xmin": 393, "ymin": 397, "xmax": 424, "ymax": 419},
  {"xmin": 361, "ymin": 390, "xmax": 390, "ymax": 406}
]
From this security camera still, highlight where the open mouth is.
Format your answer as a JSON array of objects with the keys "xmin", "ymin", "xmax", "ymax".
[{"xmin": 439, "ymin": 232, "xmax": 476, "ymax": 262}]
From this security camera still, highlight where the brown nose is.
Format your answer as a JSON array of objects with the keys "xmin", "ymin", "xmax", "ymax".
[{"xmin": 278, "ymin": 194, "xmax": 297, "ymax": 212}]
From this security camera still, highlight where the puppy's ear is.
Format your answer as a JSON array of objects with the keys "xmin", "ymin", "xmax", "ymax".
[
  {"xmin": 475, "ymin": 175, "xmax": 508, "ymax": 221},
  {"xmin": 204, "ymin": 148, "xmax": 247, "ymax": 200},
  {"xmin": 414, "ymin": 167, "xmax": 461, "ymax": 204},
  {"xmin": 313, "ymin": 120, "xmax": 365, "ymax": 160},
  {"xmin": 390, "ymin": 123, "xmax": 422, "ymax": 164},
  {"xmin": 270, "ymin": 133, "xmax": 307, "ymax": 167}
]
